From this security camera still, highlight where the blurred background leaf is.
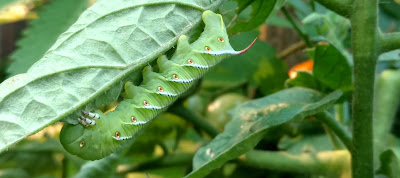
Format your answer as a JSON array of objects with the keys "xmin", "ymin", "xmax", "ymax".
[
  {"xmin": 7, "ymin": 0, "xmax": 88, "ymax": 77},
  {"xmin": 227, "ymin": 0, "xmax": 277, "ymax": 34}
]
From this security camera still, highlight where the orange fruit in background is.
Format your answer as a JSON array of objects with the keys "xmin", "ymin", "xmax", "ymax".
[{"xmin": 288, "ymin": 59, "xmax": 314, "ymax": 79}]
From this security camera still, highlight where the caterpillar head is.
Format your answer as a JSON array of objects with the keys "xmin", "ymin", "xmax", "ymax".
[
  {"xmin": 192, "ymin": 10, "xmax": 256, "ymax": 56},
  {"xmin": 189, "ymin": 10, "xmax": 231, "ymax": 52}
]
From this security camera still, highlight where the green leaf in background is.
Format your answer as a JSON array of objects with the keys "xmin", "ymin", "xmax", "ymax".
[
  {"xmin": 278, "ymin": 134, "xmax": 333, "ymax": 154},
  {"xmin": 302, "ymin": 12, "xmax": 351, "ymax": 50},
  {"xmin": 185, "ymin": 88, "xmax": 342, "ymax": 178},
  {"xmin": 379, "ymin": 1, "xmax": 400, "ymax": 32},
  {"xmin": 75, "ymin": 153, "xmax": 119, "ymax": 178},
  {"xmin": 234, "ymin": 0, "xmax": 253, "ymax": 13},
  {"xmin": 264, "ymin": 0, "xmax": 290, "ymax": 28},
  {"xmin": 285, "ymin": 71, "xmax": 320, "ymax": 90},
  {"xmin": 376, "ymin": 149, "xmax": 400, "ymax": 178},
  {"xmin": 380, "ymin": 0, "xmax": 400, "ymax": 19},
  {"xmin": 313, "ymin": 42, "xmax": 352, "ymax": 91},
  {"xmin": 205, "ymin": 93, "xmax": 249, "ymax": 131},
  {"xmin": 0, "ymin": 138, "xmax": 80, "ymax": 176},
  {"xmin": 0, "ymin": 0, "xmax": 227, "ymax": 154},
  {"xmin": 0, "ymin": 168, "xmax": 30, "ymax": 178},
  {"xmin": 7, "ymin": 0, "xmax": 89, "ymax": 77},
  {"xmin": 252, "ymin": 54, "xmax": 288, "ymax": 95},
  {"xmin": 378, "ymin": 49, "xmax": 400, "ymax": 62},
  {"xmin": 227, "ymin": 0, "xmax": 277, "ymax": 34},
  {"xmin": 0, "ymin": 0, "xmax": 18, "ymax": 10},
  {"xmin": 265, "ymin": 15, "xmax": 292, "ymax": 28}
]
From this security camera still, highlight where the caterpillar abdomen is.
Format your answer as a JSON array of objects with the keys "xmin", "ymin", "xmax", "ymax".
[{"xmin": 60, "ymin": 10, "xmax": 256, "ymax": 160}]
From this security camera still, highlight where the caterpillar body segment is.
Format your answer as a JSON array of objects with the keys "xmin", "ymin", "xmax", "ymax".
[{"xmin": 60, "ymin": 10, "xmax": 256, "ymax": 160}]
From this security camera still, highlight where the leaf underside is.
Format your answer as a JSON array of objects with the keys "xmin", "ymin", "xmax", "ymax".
[{"xmin": 0, "ymin": 0, "xmax": 227, "ymax": 153}]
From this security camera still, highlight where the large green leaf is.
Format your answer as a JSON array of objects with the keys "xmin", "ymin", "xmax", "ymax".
[
  {"xmin": 8, "ymin": 0, "xmax": 89, "ymax": 77},
  {"xmin": 0, "ymin": 0, "xmax": 227, "ymax": 154},
  {"xmin": 185, "ymin": 87, "xmax": 342, "ymax": 178}
]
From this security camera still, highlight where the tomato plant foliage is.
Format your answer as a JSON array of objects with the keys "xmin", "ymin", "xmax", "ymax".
[{"xmin": 0, "ymin": 0, "xmax": 399, "ymax": 177}]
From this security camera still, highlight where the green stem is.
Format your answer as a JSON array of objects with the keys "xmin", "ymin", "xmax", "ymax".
[
  {"xmin": 314, "ymin": 0, "xmax": 351, "ymax": 17},
  {"xmin": 334, "ymin": 104, "xmax": 345, "ymax": 123},
  {"xmin": 169, "ymin": 104, "xmax": 219, "ymax": 138},
  {"xmin": 379, "ymin": 32, "xmax": 400, "ymax": 53},
  {"xmin": 316, "ymin": 112, "xmax": 352, "ymax": 150},
  {"xmin": 240, "ymin": 150, "xmax": 351, "ymax": 176},
  {"xmin": 350, "ymin": 0, "xmax": 379, "ymax": 177},
  {"xmin": 323, "ymin": 125, "xmax": 346, "ymax": 150},
  {"xmin": 281, "ymin": 7, "xmax": 312, "ymax": 47}
]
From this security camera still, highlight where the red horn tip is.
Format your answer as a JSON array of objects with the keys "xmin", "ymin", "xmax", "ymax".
[{"xmin": 236, "ymin": 37, "xmax": 257, "ymax": 55}]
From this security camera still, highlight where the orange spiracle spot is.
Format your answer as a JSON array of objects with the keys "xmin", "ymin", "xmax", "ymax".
[
  {"xmin": 157, "ymin": 86, "xmax": 164, "ymax": 92},
  {"xmin": 131, "ymin": 116, "xmax": 136, "ymax": 122},
  {"xmin": 172, "ymin": 74, "xmax": 178, "ymax": 80},
  {"xmin": 80, "ymin": 141, "xmax": 85, "ymax": 147},
  {"xmin": 205, "ymin": 46, "xmax": 211, "ymax": 51},
  {"xmin": 188, "ymin": 59, "xmax": 193, "ymax": 64},
  {"xmin": 218, "ymin": 37, "xmax": 224, "ymax": 42},
  {"xmin": 143, "ymin": 100, "xmax": 149, "ymax": 106},
  {"xmin": 115, "ymin": 132, "xmax": 120, "ymax": 138},
  {"xmin": 288, "ymin": 59, "xmax": 314, "ymax": 79}
]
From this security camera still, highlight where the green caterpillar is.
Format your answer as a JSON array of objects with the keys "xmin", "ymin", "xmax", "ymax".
[{"xmin": 60, "ymin": 10, "xmax": 256, "ymax": 160}]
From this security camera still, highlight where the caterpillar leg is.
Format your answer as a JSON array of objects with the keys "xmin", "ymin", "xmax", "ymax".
[
  {"xmin": 81, "ymin": 111, "xmax": 100, "ymax": 120},
  {"xmin": 78, "ymin": 116, "xmax": 96, "ymax": 127},
  {"xmin": 77, "ymin": 111, "xmax": 100, "ymax": 127}
]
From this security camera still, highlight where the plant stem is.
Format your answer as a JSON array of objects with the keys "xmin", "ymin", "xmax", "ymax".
[
  {"xmin": 276, "ymin": 40, "xmax": 306, "ymax": 59},
  {"xmin": 316, "ymin": 112, "xmax": 352, "ymax": 150},
  {"xmin": 334, "ymin": 104, "xmax": 345, "ymax": 123},
  {"xmin": 281, "ymin": 7, "xmax": 312, "ymax": 47},
  {"xmin": 314, "ymin": 0, "xmax": 351, "ymax": 17},
  {"xmin": 240, "ymin": 150, "xmax": 351, "ymax": 177},
  {"xmin": 169, "ymin": 104, "xmax": 219, "ymax": 138},
  {"xmin": 379, "ymin": 32, "xmax": 400, "ymax": 53},
  {"xmin": 350, "ymin": 0, "xmax": 379, "ymax": 177}
]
